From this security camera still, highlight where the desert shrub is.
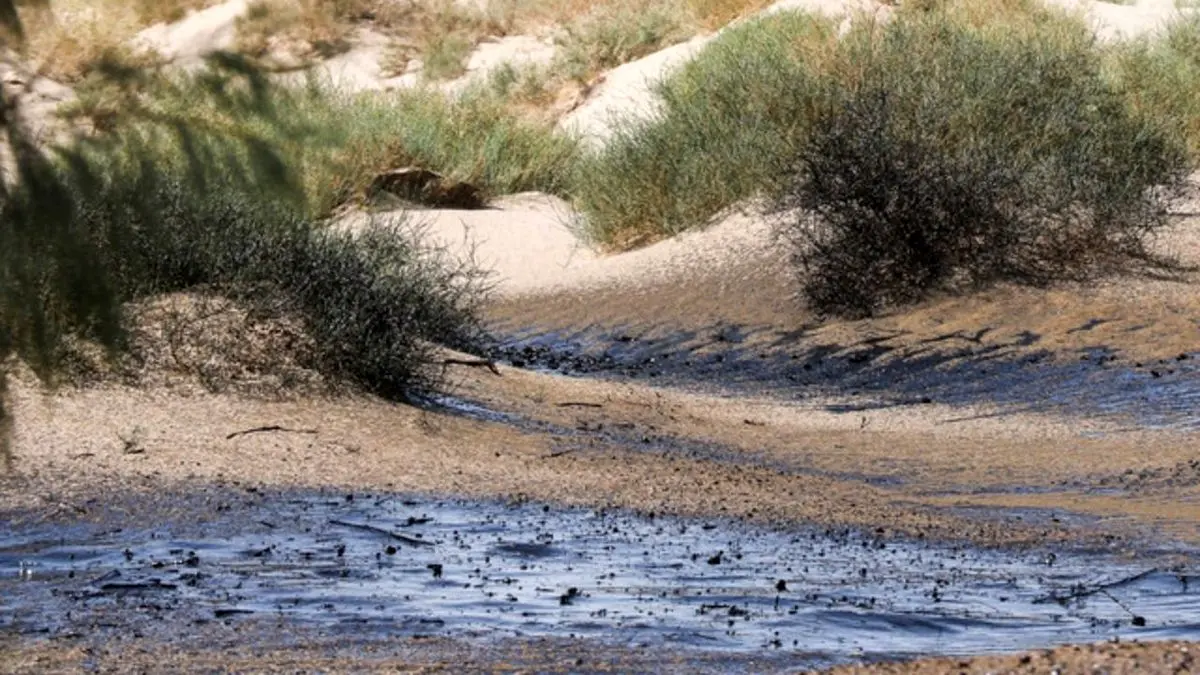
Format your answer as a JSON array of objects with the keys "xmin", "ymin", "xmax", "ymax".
[
  {"xmin": 295, "ymin": 85, "xmax": 579, "ymax": 210},
  {"xmin": 780, "ymin": 13, "xmax": 1189, "ymax": 318},
  {"xmin": 421, "ymin": 31, "xmax": 474, "ymax": 80},
  {"xmin": 72, "ymin": 172, "xmax": 484, "ymax": 399},
  {"xmin": 131, "ymin": 0, "xmax": 214, "ymax": 25},
  {"xmin": 555, "ymin": 0, "xmax": 692, "ymax": 83},
  {"xmin": 573, "ymin": 10, "xmax": 839, "ymax": 247},
  {"xmin": 1108, "ymin": 14, "xmax": 1200, "ymax": 162}
]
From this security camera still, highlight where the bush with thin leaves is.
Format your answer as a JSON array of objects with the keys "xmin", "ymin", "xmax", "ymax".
[
  {"xmin": 75, "ymin": 172, "xmax": 484, "ymax": 400},
  {"xmin": 780, "ymin": 14, "xmax": 1189, "ymax": 318}
]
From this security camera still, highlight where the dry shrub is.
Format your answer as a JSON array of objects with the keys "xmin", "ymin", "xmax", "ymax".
[
  {"xmin": 554, "ymin": 0, "xmax": 693, "ymax": 82},
  {"xmin": 130, "ymin": 0, "xmax": 215, "ymax": 25},
  {"xmin": 685, "ymin": 0, "xmax": 773, "ymax": 31},
  {"xmin": 16, "ymin": 1, "xmax": 160, "ymax": 82}
]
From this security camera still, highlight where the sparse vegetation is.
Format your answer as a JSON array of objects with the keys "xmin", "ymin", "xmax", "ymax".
[
  {"xmin": 14, "ymin": 0, "xmax": 161, "ymax": 82},
  {"xmin": 206, "ymin": 81, "xmax": 580, "ymax": 213},
  {"xmin": 131, "ymin": 0, "xmax": 212, "ymax": 25},
  {"xmin": 235, "ymin": 0, "xmax": 369, "ymax": 63},
  {"xmin": 1108, "ymin": 13, "xmax": 1200, "ymax": 162},
  {"xmin": 572, "ymin": 11, "xmax": 841, "ymax": 247},
  {"xmin": 420, "ymin": 30, "xmax": 474, "ymax": 80},
  {"xmin": 779, "ymin": 11, "xmax": 1189, "ymax": 317},
  {"xmin": 685, "ymin": 0, "xmax": 772, "ymax": 30},
  {"xmin": 553, "ymin": 0, "xmax": 692, "ymax": 83}
]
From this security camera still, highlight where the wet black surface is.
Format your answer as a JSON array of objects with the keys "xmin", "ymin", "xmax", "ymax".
[
  {"xmin": 485, "ymin": 323, "xmax": 1200, "ymax": 431},
  {"xmin": 3, "ymin": 489, "xmax": 1199, "ymax": 666},
  {"xmin": 422, "ymin": 393, "xmax": 907, "ymax": 489}
]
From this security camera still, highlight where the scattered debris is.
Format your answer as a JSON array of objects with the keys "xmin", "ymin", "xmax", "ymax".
[
  {"xmin": 225, "ymin": 425, "xmax": 319, "ymax": 440},
  {"xmin": 329, "ymin": 519, "xmax": 435, "ymax": 547}
]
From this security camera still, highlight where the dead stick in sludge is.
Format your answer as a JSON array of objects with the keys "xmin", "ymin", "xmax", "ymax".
[
  {"xmin": 329, "ymin": 519, "xmax": 435, "ymax": 547},
  {"xmin": 1034, "ymin": 568, "xmax": 1158, "ymax": 605}
]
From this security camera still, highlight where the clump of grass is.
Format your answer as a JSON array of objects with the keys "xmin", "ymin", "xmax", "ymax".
[
  {"xmin": 895, "ymin": 0, "xmax": 1073, "ymax": 27},
  {"xmin": 131, "ymin": 0, "xmax": 214, "ymax": 25},
  {"xmin": 685, "ymin": 0, "xmax": 772, "ymax": 30},
  {"xmin": 421, "ymin": 31, "xmax": 475, "ymax": 80},
  {"xmin": 1108, "ymin": 14, "xmax": 1200, "ymax": 162},
  {"xmin": 235, "ymin": 0, "xmax": 370, "ymax": 63},
  {"xmin": 554, "ymin": 0, "xmax": 693, "ymax": 83},
  {"xmin": 779, "ymin": 11, "xmax": 1189, "ymax": 318},
  {"xmin": 133, "ymin": 70, "xmax": 578, "ymax": 214},
  {"xmin": 15, "ymin": 1, "xmax": 161, "ymax": 83},
  {"xmin": 572, "ymin": 10, "xmax": 841, "ymax": 247},
  {"xmin": 411, "ymin": 0, "xmax": 512, "ymax": 81},
  {"xmin": 484, "ymin": 61, "xmax": 559, "ymax": 112}
]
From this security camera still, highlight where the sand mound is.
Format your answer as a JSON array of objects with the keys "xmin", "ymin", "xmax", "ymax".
[
  {"xmin": 63, "ymin": 292, "xmax": 333, "ymax": 399},
  {"xmin": 1045, "ymin": 0, "xmax": 1195, "ymax": 42},
  {"xmin": 134, "ymin": 0, "xmax": 249, "ymax": 69},
  {"xmin": 559, "ymin": 0, "xmax": 889, "ymax": 147}
]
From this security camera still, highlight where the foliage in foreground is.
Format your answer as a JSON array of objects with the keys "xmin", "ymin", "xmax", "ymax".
[
  {"xmin": 1, "ymin": 53, "xmax": 486, "ymax": 469},
  {"xmin": 780, "ymin": 12, "xmax": 1189, "ymax": 318}
]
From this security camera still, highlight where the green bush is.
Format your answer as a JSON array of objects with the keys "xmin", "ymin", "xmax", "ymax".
[
  {"xmin": 74, "ymin": 172, "xmax": 485, "ymax": 399},
  {"xmin": 1108, "ymin": 13, "xmax": 1200, "ymax": 163},
  {"xmin": 91, "ymin": 69, "xmax": 579, "ymax": 217},
  {"xmin": 780, "ymin": 13, "xmax": 1189, "ymax": 318},
  {"xmin": 572, "ymin": 10, "xmax": 839, "ymax": 247}
]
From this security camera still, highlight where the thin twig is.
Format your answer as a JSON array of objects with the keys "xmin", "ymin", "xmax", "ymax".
[
  {"xmin": 556, "ymin": 402, "xmax": 603, "ymax": 408},
  {"xmin": 442, "ymin": 358, "xmax": 501, "ymax": 376},
  {"xmin": 545, "ymin": 447, "xmax": 580, "ymax": 459},
  {"xmin": 329, "ymin": 519, "xmax": 435, "ymax": 547},
  {"xmin": 226, "ymin": 425, "xmax": 318, "ymax": 440},
  {"xmin": 1033, "ymin": 568, "xmax": 1158, "ymax": 605}
]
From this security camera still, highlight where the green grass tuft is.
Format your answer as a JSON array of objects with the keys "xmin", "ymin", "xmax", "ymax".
[
  {"xmin": 572, "ymin": 10, "xmax": 840, "ymax": 247},
  {"xmin": 1108, "ymin": 13, "xmax": 1200, "ymax": 163}
]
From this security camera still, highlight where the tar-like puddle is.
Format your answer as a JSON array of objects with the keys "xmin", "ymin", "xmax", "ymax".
[
  {"xmin": 3, "ymin": 492, "xmax": 1198, "ymax": 666},
  {"xmin": 487, "ymin": 327, "xmax": 1200, "ymax": 431}
]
